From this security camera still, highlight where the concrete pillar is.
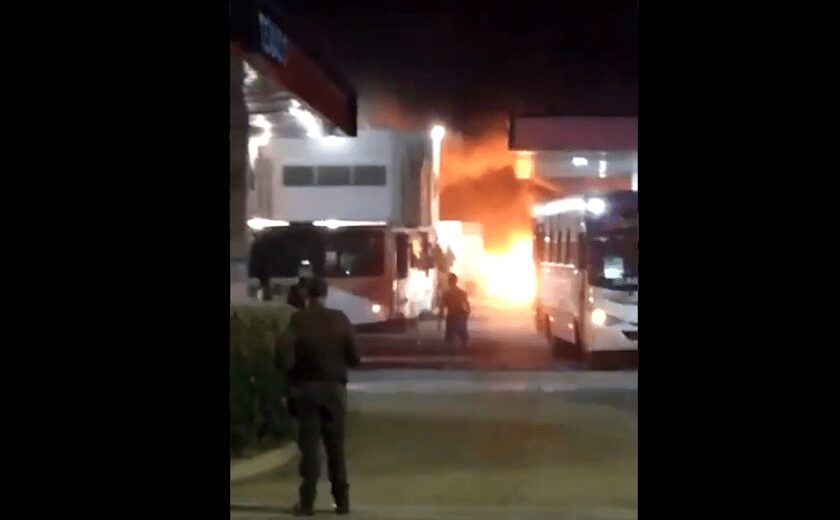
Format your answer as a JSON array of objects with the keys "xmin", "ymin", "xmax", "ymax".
[
  {"xmin": 230, "ymin": 54, "xmax": 248, "ymax": 258},
  {"xmin": 230, "ymin": 54, "xmax": 249, "ymax": 298}
]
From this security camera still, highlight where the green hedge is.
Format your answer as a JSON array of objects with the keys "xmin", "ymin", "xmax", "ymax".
[{"xmin": 230, "ymin": 302, "xmax": 297, "ymax": 454}]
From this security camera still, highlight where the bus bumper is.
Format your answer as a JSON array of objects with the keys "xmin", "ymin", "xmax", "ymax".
[{"xmin": 586, "ymin": 325, "xmax": 638, "ymax": 353}]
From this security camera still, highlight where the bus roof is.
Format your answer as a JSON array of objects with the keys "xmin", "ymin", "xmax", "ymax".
[{"xmin": 531, "ymin": 190, "xmax": 636, "ymax": 218}]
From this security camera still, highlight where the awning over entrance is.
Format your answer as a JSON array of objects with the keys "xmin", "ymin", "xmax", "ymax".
[
  {"xmin": 230, "ymin": 0, "xmax": 359, "ymax": 290},
  {"xmin": 231, "ymin": 0, "xmax": 357, "ymax": 137},
  {"xmin": 508, "ymin": 116, "xmax": 637, "ymax": 191},
  {"xmin": 509, "ymin": 116, "xmax": 636, "ymax": 152}
]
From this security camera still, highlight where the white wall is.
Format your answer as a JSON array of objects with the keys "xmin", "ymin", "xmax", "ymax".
[
  {"xmin": 434, "ymin": 220, "xmax": 484, "ymax": 296},
  {"xmin": 266, "ymin": 130, "xmax": 397, "ymax": 222}
]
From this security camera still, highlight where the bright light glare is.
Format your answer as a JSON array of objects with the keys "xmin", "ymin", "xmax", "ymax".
[
  {"xmin": 371, "ymin": 304, "xmax": 382, "ymax": 314},
  {"xmin": 598, "ymin": 159, "xmax": 607, "ymax": 178},
  {"xmin": 243, "ymin": 61, "xmax": 258, "ymax": 86},
  {"xmin": 248, "ymin": 114, "xmax": 272, "ymax": 168},
  {"xmin": 320, "ymin": 219, "xmax": 341, "ymax": 230},
  {"xmin": 586, "ymin": 198, "xmax": 606, "ymax": 215},
  {"xmin": 431, "ymin": 125, "xmax": 445, "ymax": 181},
  {"xmin": 591, "ymin": 308, "xmax": 607, "ymax": 326},
  {"xmin": 515, "ymin": 152, "xmax": 535, "ymax": 179},
  {"xmin": 314, "ymin": 219, "xmax": 388, "ymax": 229},
  {"xmin": 572, "ymin": 157, "xmax": 588, "ymax": 167},
  {"xmin": 247, "ymin": 217, "xmax": 290, "ymax": 230},
  {"xmin": 478, "ymin": 237, "xmax": 536, "ymax": 307},
  {"xmin": 289, "ymin": 99, "xmax": 323, "ymax": 138},
  {"xmin": 532, "ymin": 198, "xmax": 586, "ymax": 216},
  {"xmin": 533, "ymin": 197, "xmax": 606, "ymax": 217},
  {"xmin": 321, "ymin": 135, "xmax": 347, "ymax": 147}
]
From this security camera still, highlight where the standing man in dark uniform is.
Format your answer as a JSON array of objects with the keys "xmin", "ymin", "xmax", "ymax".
[{"xmin": 284, "ymin": 277, "xmax": 360, "ymax": 516}]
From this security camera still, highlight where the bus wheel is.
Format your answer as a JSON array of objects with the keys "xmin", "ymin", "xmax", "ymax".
[
  {"xmin": 543, "ymin": 317, "xmax": 550, "ymax": 341},
  {"xmin": 550, "ymin": 319, "xmax": 579, "ymax": 360},
  {"xmin": 544, "ymin": 316, "xmax": 558, "ymax": 354},
  {"xmin": 572, "ymin": 320, "xmax": 586, "ymax": 361}
]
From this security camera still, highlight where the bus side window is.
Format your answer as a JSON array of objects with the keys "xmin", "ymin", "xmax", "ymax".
[
  {"xmin": 561, "ymin": 229, "xmax": 572, "ymax": 265},
  {"xmin": 568, "ymin": 230, "xmax": 577, "ymax": 267},
  {"xmin": 396, "ymin": 233, "xmax": 409, "ymax": 279},
  {"xmin": 409, "ymin": 237, "xmax": 421, "ymax": 269},
  {"xmin": 547, "ymin": 219, "xmax": 553, "ymax": 262},
  {"xmin": 419, "ymin": 233, "xmax": 432, "ymax": 272},
  {"xmin": 534, "ymin": 223, "xmax": 545, "ymax": 262},
  {"xmin": 545, "ymin": 220, "xmax": 552, "ymax": 262},
  {"xmin": 558, "ymin": 228, "xmax": 566, "ymax": 264},
  {"xmin": 578, "ymin": 233, "xmax": 587, "ymax": 268},
  {"xmin": 543, "ymin": 222, "xmax": 549, "ymax": 261}
]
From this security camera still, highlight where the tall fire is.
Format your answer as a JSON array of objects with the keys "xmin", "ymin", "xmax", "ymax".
[
  {"xmin": 363, "ymin": 100, "xmax": 543, "ymax": 308},
  {"xmin": 477, "ymin": 236, "xmax": 536, "ymax": 306},
  {"xmin": 439, "ymin": 127, "xmax": 541, "ymax": 308}
]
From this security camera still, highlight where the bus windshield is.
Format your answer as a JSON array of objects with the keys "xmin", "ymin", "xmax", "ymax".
[
  {"xmin": 587, "ymin": 229, "xmax": 638, "ymax": 290},
  {"xmin": 249, "ymin": 227, "xmax": 385, "ymax": 279},
  {"xmin": 324, "ymin": 229, "xmax": 385, "ymax": 277}
]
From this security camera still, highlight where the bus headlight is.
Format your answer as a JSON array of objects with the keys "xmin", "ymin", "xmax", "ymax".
[
  {"xmin": 591, "ymin": 308, "xmax": 608, "ymax": 326},
  {"xmin": 371, "ymin": 304, "xmax": 382, "ymax": 314}
]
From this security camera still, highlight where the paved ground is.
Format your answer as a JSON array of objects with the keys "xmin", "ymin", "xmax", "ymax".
[
  {"xmin": 357, "ymin": 303, "xmax": 569, "ymax": 370},
  {"xmin": 231, "ymin": 303, "xmax": 638, "ymax": 519},
  {"xmin": 357, "ymin": 302, "xmax": 636, "ymax": 371},
  {"xmin": 231, "ymin": 373, "xmax": 637, "ymax": 519},
  {"xmin": 347, "ymin": 369, "xmax": 638, "ymax": 394},
  {"xmin": 231, "ymin": 505, "xmax": 636, "ymax": 520}
]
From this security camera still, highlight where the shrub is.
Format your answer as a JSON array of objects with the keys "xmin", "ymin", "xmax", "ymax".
[{"xmin": 230, "ymin": 302, "xmax": 296, "ymax": 454}]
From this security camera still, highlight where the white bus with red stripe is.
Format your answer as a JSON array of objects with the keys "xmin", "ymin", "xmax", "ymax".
[{"xmin": 243, "ymin": 129, "xmax": 438, "ymax": 327}]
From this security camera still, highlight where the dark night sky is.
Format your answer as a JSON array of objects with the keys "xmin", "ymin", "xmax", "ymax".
[{"xmin": 282, "ymin": 0, "xmax": 638, "ymax": 135}]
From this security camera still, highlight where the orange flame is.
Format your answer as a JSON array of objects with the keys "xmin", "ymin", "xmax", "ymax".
[
  {"xmin": 477, "ymin": 236, "xmax": 536, "ymax": 307},
  {"xmin": 440, "ymin": 130, "xmax": 515, "ymax": 188},
  {"xmin": 514, "ymin": 152, "xmax": 535, "ymax": 180}
]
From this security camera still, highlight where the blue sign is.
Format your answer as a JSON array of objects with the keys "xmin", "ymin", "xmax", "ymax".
[{"xmin": 258, "ymin": 12, "xmax": 288, "ymax": 65}]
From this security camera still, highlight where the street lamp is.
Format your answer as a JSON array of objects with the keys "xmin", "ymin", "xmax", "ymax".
[
  {"xmin": 430, "ymin": 125, "xmax": 445, "ymax": 177},
  {"xmin": 430, "ymin": 125, "xmax": 446, "ymax": 224},
  {"xmin": 248, "ymin": 114, "xmax": 272, "ymax": 168},
  {"xmin": 289, "ymin": 99, "xmax": 323, "ymax": 138}
]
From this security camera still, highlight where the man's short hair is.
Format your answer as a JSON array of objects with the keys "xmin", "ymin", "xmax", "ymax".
[
  {"xmin": 307, "ymin": 277, "xmax": 329, "ymax": 298},
  {"xmin": 448, "ymin": 273, "xmax": 458, "ymax": 285}
]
